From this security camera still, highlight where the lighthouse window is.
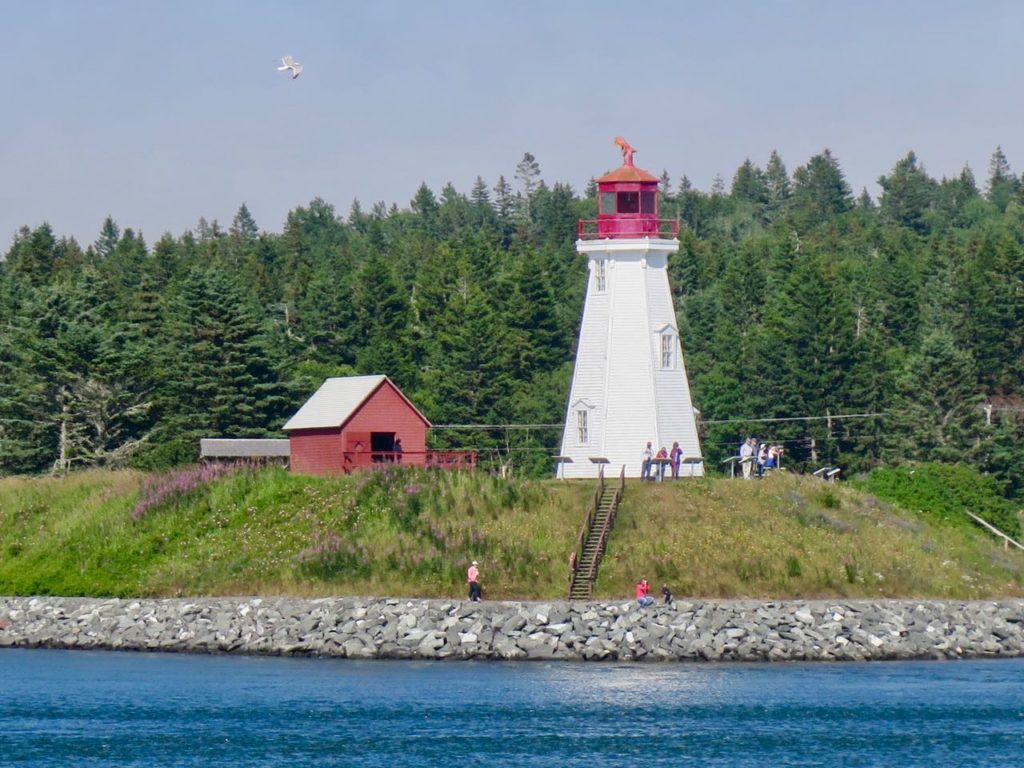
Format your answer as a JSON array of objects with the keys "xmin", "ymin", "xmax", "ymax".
[
  {"xmin": 576, "ymin": 409, "xmax": 589, "ymax": 444},
  {"xmin": 594, "ymin": 259, "xmax": 606, "ymax": 292},
  {"xmin": 617, "ymin": 191, "xmax": 640, "ymax": 213},
  {"xmin": 600, "ymin": 191, "xmax": 616, "ymax": 214},
  {"xmin": 641, "ymin": 191, "xmax": 656, "ymax": 214},
  {"xmin": 661, "ymin": 334, "xmax": 675, "ymax": 369}
]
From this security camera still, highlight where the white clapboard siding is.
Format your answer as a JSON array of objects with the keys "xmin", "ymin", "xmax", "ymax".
[{"xmin": 560, "ymin": 238, "xmax": 702, "ymax": 478}]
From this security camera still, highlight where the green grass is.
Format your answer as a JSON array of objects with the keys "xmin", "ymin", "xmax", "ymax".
[
  {"xmin": 0, "ymin": 466, "xmax": 589, "ymax": 599},
  {"xmin": 0, "ymin": 466, "xmax": 1022, "ymax": 600},
  {"xmin": 596, "ymin": 473, "xmax": 1024, "ymax": 600}
]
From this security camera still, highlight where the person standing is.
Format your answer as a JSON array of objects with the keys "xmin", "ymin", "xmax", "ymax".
[
  {"xmin": 757, "ymin": 442, "xmax": 768, "ymax": 477},
  {"xmin": 655, "ymin": 446, "xmax": 669, "ymax": 481},
  {"xmin": 467, "ymin": 560, "xmax": 482, "ymax": 602},
  {"xmin": 393, "ymin": 437, "xmax": 403, "ymax": 463},
  {"xmin": 740, "ymin": 437, "xmax": 755, "ymax": 480},
  {"xmin": 641, "ymin": 441, "xmax": 654, "ymax": 480},
  {"xmin": 669, "ymin": 441, "xmax": 682, "ymax": 479}
]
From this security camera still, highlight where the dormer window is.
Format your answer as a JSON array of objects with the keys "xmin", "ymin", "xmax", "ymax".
[
  {"xmin": 655, "ymin": 324, "xmax": 677, "ymax": 369},
  {"xmin": 661, "ymin": 334, "xmax": 674, "ymax": 369},
  {"xmin": 576, "ymin": 409, "xmax": 588, "ymax": 444},
  {"xmin": 572, "ymin": 398, "xmax": 595, "ymax": 446}
]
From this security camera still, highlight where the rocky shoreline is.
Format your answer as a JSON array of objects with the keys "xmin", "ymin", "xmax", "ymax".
[{"xmin": 2, "ymin": 596, "xmax": 1023, "ymax": 662}]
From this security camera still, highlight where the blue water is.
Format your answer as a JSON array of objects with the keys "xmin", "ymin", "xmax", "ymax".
[{"xmin": 2, "ymin": 650, "xmax": 1024, "ymax": 766}]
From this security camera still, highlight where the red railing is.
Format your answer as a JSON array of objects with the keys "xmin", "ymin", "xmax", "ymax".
[
  {"xmin": 425, "ymin": 451, "xmax": 477, "ymax": 470},
  {"xmin": 340, "ymin": 450, "xmax": 477, "ymax": 471},
  {"xmin": 577, "ymin": 218, "xmax": 680, "ymax": 240}
]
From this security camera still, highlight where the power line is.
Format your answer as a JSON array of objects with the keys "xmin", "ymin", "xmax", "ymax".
[
  {"xmin": 432, "ymin": 424, "xmax": 562, "ymax": 429},
  {"xmin": 433, "ymin": 413, "xmax": 887, "ymax": 432},
  {"xmin": 701, "ymin": 412, "xmax": 886, "ymax": 425}
]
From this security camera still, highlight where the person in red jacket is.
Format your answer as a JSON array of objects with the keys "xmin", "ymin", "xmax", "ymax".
[{"xmin": 636, "ymin": 578, "xmax": 654, "ymax": 607}]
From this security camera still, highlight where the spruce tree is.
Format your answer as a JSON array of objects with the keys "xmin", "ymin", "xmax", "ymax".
[
  {"xmin": 790, "ymin": 149, "xmax": 853, "ymax": 229},
  {"xmin": 765, "ymin": 150, "xmax": 791, "ymax": 217},
  {"xmin": 986, "ymin": 146, "xmax": 1018, "ymax": 212},
  {"xmin": 877, "ymin": 151, "xmax": 938, "ymax": 233},
  {"xmin": 158, "ymin": 265, "xmax": 290, "ymax": 463},
  {"xmin": 883, "ymin": 331, "xmax": 982, "ymax": 464},
  {"xmin": 351, "ymin": 251, "xmax": 416, "ymax": 389}
]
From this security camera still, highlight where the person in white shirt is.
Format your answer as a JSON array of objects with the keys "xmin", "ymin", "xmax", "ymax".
[
  {"xmin": 641, "ymin": 441, "xmax": 654, "ymax": 480},
  {"xmin": 739, "ymin": 437, "xmax": 755, "ymax": 480}
]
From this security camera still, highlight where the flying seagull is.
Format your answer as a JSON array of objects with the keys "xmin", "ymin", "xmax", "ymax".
[{"xmin": 277, "ymin": 55, "xmax": 303, "ymax": 79}]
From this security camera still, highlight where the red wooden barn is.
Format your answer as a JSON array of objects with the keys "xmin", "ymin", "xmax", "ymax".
[{"xmin": 283, "ymin": 375, "xmax": 430, "ymax": 475}]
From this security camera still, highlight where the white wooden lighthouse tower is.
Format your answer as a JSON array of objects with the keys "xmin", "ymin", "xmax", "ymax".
[{"xmin": 558, "ymin": 138, "xmax": 702, "ymax": 479}]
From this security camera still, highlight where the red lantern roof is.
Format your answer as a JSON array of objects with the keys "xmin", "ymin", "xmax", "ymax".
[{"xmin": 595, "ymin": 164, "xmax": 659, "ymax": 184}]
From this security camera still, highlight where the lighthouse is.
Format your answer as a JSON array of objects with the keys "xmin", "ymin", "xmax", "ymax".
[{"xmin": 558, "ymin": 138, "xmax": 702, "ymax": 479}]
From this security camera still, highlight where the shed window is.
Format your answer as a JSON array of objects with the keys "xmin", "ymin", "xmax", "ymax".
[{"xmin": 576, "ymin": 409, "xmax": 589, "ymax": 444}]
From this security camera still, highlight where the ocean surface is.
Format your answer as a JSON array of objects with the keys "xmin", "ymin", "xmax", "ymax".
[{"xmin": 2, "ymin": 649, "xmax": 1023, "ymax": 766}]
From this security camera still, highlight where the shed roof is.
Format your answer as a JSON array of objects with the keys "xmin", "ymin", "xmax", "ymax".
[
  {"xmin": 200, "ymin": 438, "xmax": 291, "ymax": 458},
  {"xmin": 282, "ymin": 375, "xmax": 431, "ymax": 432}
]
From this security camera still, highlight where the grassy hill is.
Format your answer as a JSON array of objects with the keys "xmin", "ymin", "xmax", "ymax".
[{"xmin": 1, "ymin": 465, "xmax": 1021, "ymax": 601}]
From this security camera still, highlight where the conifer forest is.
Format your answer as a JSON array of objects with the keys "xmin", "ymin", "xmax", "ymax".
[{"xmin": 2, "ymin": 147, "xmax": 1023, "ymax": 500}]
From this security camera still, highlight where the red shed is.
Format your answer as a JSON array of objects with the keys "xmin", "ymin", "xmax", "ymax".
[{"xmin": 283, "ymin": 375, "xmax": 430, "ymax": 475}]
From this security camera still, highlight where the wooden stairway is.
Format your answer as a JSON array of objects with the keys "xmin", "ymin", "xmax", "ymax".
[{"xmin": 568, "ymin": 466, "xmax": 625, "ymax": 600}]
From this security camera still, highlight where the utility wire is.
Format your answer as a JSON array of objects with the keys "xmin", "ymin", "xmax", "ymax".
[
  {"xmin": 432, "ymin": 424, "xmax": 562, "ymax": 429},
  {"xmin": 701, "ymin": 412, "xmax": 886, "ymax": 425},
  {"xmin": 433, "ymin": 412, "xmax": 886, "ymax": 432}
]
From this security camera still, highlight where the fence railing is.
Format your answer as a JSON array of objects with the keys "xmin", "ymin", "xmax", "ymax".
[
  {"xmin": 577, "ymin": 218, "xmax": 680, "ymax": 240},
  {"xmin": 340, "ymin": 450, "xmax": 477, "ymax": 470},
  {"xmin": 965, "ymin": 511, "xmax": 1024, "ymax": 551}
]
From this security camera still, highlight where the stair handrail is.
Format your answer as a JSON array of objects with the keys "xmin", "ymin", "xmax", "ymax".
[
  {"xmin": 572, "ymin": 466, "xmax": 605, "ymax": 579},
  {"xmin": 588, "ymin": 467, "xmax": 624, "ymax": 581},
  {"xmin": 569, "ymin": 467, "xmax": 607, "ymax": 598},
  {"xmin": 965, "ymin": 510, "xmax": 1024, "ymax": 551}
]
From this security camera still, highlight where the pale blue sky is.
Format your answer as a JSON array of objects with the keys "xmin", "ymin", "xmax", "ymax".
[{"xmin": 4, "ymin": 1, "xmax": 1023, "ymax": 247}]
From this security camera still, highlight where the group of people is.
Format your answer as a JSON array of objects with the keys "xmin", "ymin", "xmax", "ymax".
[
  {"xmin": 640, "ymin": 440, "xmax": 686, "ymax": 481},
  {"xmin": 738, "ymin": 437, "xmax": 783, "ymax": 479},
  {"xmin": 636, "ymin": 578, "xmax": 673, "ymax": 607}
]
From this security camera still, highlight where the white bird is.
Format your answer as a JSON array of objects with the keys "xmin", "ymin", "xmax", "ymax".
[{"xmin": 277, "ymin": 55, "xmax": 303, "ymax": 80}]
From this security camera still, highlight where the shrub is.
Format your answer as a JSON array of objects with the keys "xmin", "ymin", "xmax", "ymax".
[
  {"xmin": 131, "ymin": 462, "xmax": 244, "ymax": 521},
  {"xmin": 858, "ymin": 462, "xmax": 1020, "ymax": 539}
]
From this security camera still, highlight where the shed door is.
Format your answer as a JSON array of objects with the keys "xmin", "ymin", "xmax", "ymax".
[{"xmin": 370, "ymin": 432, "xmax": 396, "ymax": 462}]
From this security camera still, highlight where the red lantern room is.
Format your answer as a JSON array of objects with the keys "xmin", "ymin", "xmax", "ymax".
[{"xmin": 578, "ymin": 137, "xmax": 679, "ymax": 240}]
